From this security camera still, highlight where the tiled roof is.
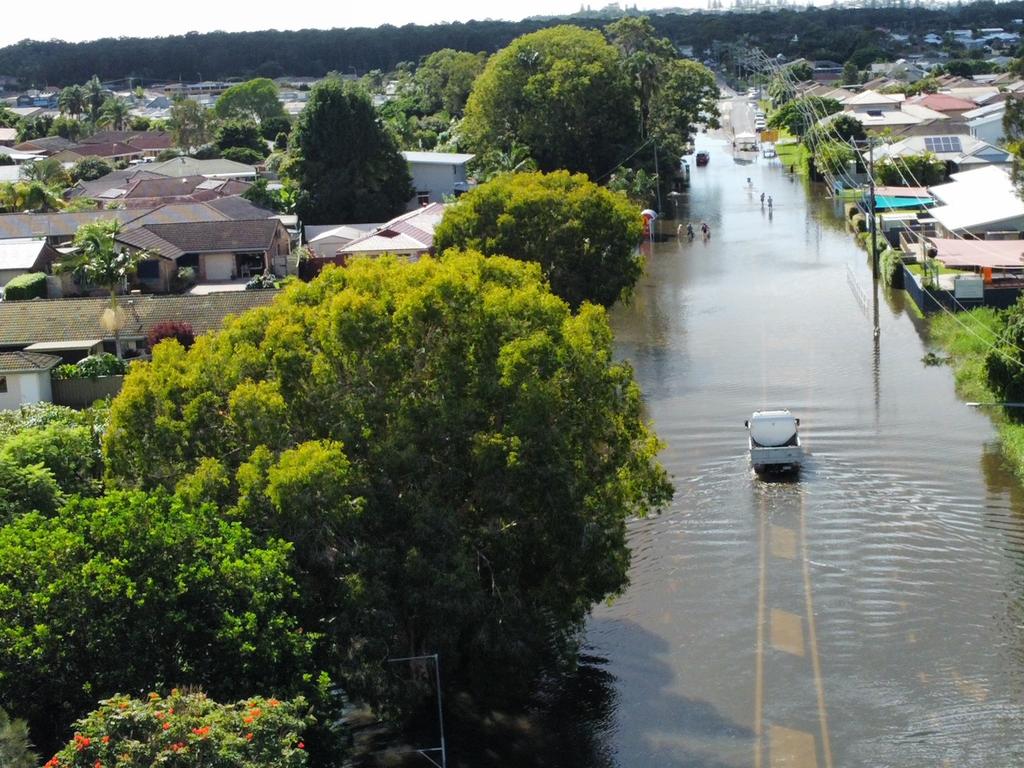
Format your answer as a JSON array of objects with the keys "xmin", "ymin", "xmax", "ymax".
[
  {"xmin": 339, "ymin": 203, "xmax": 444, "ymax": 255},
  {"xmin": 0, "ymin": 291, "xmax": 281, "ymax": 346},
  {"xmin": 123, "ymin": 175, "xmax": 209, "ymax": 199},
  {"xmin": 117, "ymin": 219, "xmax": 282, "ymax": 259},
  {"xmin": 63, "ymin": 142, "xmax": 141, "ymax": 158},
  {"xmin": 0, "ymin": 351, "xmax": 61, "ymax": 372},
  {"xmin": 204, "ymin": 196, "xmax": 268, "ymax": 219},
  {"xmin": 13, "ymin": 136, "xmax": 75, "ymax": 153},
  {"xmin": 909, "ymin": 93, "xmax": 978, "ymax": 111},
  {"xmin": 79, "ymin": 130, "xmax": 172, "ymax": 151},
  {"xmin": 0, "ymin": 210, "xmax": 141, "ymax": 240},
  {"xmin": 147, "ymin": 157, "xmax": 257, "ymax": 178}
]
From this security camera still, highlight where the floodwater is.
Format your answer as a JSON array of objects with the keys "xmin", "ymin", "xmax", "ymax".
[{"xmin": 572, "ymin": 131, "xmax": 1024, "ymax": 767}]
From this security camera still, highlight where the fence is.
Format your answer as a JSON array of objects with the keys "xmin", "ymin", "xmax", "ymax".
[{"xmin": 52, "ymin": 376, "xmax": 125, "ymax": 408}]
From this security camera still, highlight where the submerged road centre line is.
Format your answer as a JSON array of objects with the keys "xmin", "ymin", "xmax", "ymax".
[
  {"xmin": 755, "ymin": 489, "xmax": 768, "ymax": 768},
  {"xmin": 800, "ymin": 487, "xmax": 834, "ymax": 768}
]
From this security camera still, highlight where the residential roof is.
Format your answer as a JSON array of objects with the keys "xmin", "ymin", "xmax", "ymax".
[
  {"xmin": 0, "ymin": 238, "xmax": 47, "ymax": 271},
  {"xmin": 874, "ymin": 185, "xmax": 930, "ymax": 198},
  {"xmin": 928, "ymin": 166, "xmax": 1024, "ymax": 230},
  {"xmin": 338, "ymin": 202, "xmax": 445, "ymax": 256},
  {"xmin": 0, "ymin": 291, "xmax": 281, "ymax": 346},
  {"xmin": 0, "ymin": 351, "xmax": 61, "ymax": 372},
  {"xmin": 0, "ymin": 210, "xmax": 140, "ymax": 240},
  {"xmin": 908, "ymin": 93, "xmax": 977, "ymax": 112},
  {"xmin": 0, "ymin": 128, "xmax": 16, "ymax": 143},
  {"xmin": 13, "ymin": 135, "xmax": 72, "ymax": 153},
  {"xmin": 117, "ymin": 219, "xmax": 282, "ymax": 259},
  {"xmin": 401, "ymin": 151, "xmax": 475, "ymax": 165},
  {"xmin": 307, "ymin": 223, "xmax": 379, "ymax": 244},
  {"xmin": 963, "ymin": 101, "xmax": 1006, "ymax": 120},
  {"xmin": 60, "ymin": 142, "xmax": 141, "ymax": 159},
  {"xmin": 927, "ymin": 237, "xmax": 1024, "ymax": 268},
  {"xmin": 875, "ymin": 133, "xmax": 1011, "ymax": 166},
  {"xmin": 146, "ymin": 156, "xmax": 257, "ymax": 179},
  {"xmin": 844, "ymin": 89, "xmax": 905, "ymax": 106},
  {"xmin": 24, "ymin": 340, "xmax": 102, "ymax": 352},
  {"xmin": 79, "ymin": 130, "xmax": 173, "ymax": 151}
]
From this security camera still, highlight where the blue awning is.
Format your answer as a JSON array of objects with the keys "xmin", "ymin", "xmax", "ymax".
[{"xmin": 874, "ymin": 195, "xmax": 935, "ymax": 210}]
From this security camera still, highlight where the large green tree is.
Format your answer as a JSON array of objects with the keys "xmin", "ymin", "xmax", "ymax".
[
  {"xmin": 0, "ymin": 490, "xmax": 317, "ymax": 750},
  {"xmin": 284, "ymin": 78, "xmax": 411, "ymax": 224},
  {"xmin": 462, "ymin": 25, "xmax": 638, "ymax": 179},
  {"xmin": 214, "ymin": 78, "xmax": 288, "ymax": 125},
  {"xmin": 104, "ymin": 252, "xmax": 672, "ymax": 706},
  {"xmin": 168, "ymin": 96, "xmax": 211, "ymax": 151},
  {"xmin": 413, "ymin": 48, "xmax": 487, "ymax": 117},
  {"xmin": 434, "ymin": 170, "xmax": 643, "ymax": 308},
  {"xmin": 768, "ymin": 96, "xmax": 842, "ymax": 137}
]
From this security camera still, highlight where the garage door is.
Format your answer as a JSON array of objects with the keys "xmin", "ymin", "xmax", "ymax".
[{"xmin": 204, "ymin": 254, "xmax": 235, "ymax": 281}]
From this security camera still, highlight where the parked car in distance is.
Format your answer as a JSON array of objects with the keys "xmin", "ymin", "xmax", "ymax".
[{"xmin": 696, "ymin": 150, "xmax": 710, "ymax": 166}]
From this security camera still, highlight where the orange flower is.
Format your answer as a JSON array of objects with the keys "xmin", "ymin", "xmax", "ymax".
[
  {"xmin": 156, "ymin": 711, "xmax": 165, "ymax": 720},
  {"xmin": 148, "ymin": 692, "xmax": 159, "ymax": 700},
  {"xmin": 267, "ymin": 698, "xmax": 280, "ymax": 708},
  {"xmin": 249, "ymin": 707, "xmax": 262, "ymax": 718},
  {"xmin": 44, "ymin": 758, "xmax": 59, "ymax": 768},
  {"xmin": 101, "ymin": 736, "xmax": 110, "ymax": 745},
  {"xmin": 94, "ymin": 761, "xmax": 102, "ymax": 768},
  {"xmin": 245, "ymin": 732, "xmax": 254, "ymax": 742},
  {"xmin": 162, "ymin": 722, "xmax": 171, "ymax": 731},
  {"xmin": 297, "ymin": 742, "xmax": 305, "ymax": 749}
]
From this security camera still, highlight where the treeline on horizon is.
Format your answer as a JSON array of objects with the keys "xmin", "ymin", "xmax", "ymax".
[{"xmin": 3, "ymin": 0, "xmax": 1024, "ymax": 85}]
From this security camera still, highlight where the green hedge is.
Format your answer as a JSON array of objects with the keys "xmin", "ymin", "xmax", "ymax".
[{"xmin": 2, "ymin": 273, "xmax": 46, "ymax": 301}]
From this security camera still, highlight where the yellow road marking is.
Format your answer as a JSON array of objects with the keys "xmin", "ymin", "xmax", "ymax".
[
  {"xmin": 799, "ymin": 490, "xmax": 833, "ymax": 768},
  {"xmin": 770, "ymin": 524, "xmax": 797, "ymax": 560},
  {"xmin": 771, "ymin": 609, "xmax": 806, "ymax": 657},
  {"xmin": 755, "ymin": 495, "xmax": 768, "ymax": 768},
  {"xmin": 769, "ymin": 725, "xmax": 818, "ymax": 768}
]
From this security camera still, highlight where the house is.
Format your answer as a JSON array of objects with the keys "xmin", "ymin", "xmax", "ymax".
[
  {"xmin": 875, "ymin": 134, "xmax": 1012, "ymax": 175},
  {"xmin": 304, "ymin": 223, "xmax": 380, "ymax": 258},
  {"xmin": 812, "ymin": 60, "xmax": 844, "ymax": 82},
  {"xmin": 0, "ymin": 239, "xmax": 60, "ymax": 288},
  {"xmin": 0, "ymin": 128, "xmax": 16, "ymax": 147},
  {"xmin": 906, "ymin": 93, "xmax": 978, "ymax": 118},
  {"xmin": 923, "ymin": 33, "xmax": 944, "ymax": 45},
  {"xmin": 964, "ymin": 102, "xmax": 1007, "ymax": 145},
  {"xmin": 71, "ymin": 173, "xmax": 252, "ymax": 209},
  {"xmin": 927, "ymin": 166, "xmax": 1024, "ymax": 237},
  {"xmin": 336, "ymin": 203, "xmax": 445, "ymax": 262},
  {"xmin": 401, "ymin": 151, "xmax": 474, "ymax": 210},
  {"xmin": 80, "ymin": 130, "xmax": 175, "ymax": 157},
  {"xmin": 116, "ymin": 218, "xmax": 291, "ymax": 289},
  {"xmin": 0, "ymin": 291, "xmax": 280, "ymax": 358},
  {"xmin": 0, "ymin": 351, "xmax": 60, "ymax": 411}
]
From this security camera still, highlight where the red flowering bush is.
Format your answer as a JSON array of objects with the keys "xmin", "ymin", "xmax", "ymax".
[
  {"xmin": 147, "ymin": 320, "xmax": 195, "ymax": 351},
  {"xmin": 47, "ymin": 691, "xmax": 310, "ymax": 768}
]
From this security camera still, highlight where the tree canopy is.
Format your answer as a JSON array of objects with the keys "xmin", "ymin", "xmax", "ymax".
[
  {"xmin": 462, "ymin": 25, "xmax": 638, "ymax": 180},
  {"xmin": 433, "ymin": 171, "xmax": 644, "ymax": 308},
  {"xmin": 214, "ymin": 78, "xmax": 288, "ymax": 125},
  {"xmin": 284, "ymin": 78, "xmax": 411, "ymax": 224},
  {"xmin": 412, "ymin": 48, "xmax": 487, "ymax": 117},
  {"xmin": 104, "ymin": 252, "xmax": 672, "ymax": 707},
  {"xmin": 768, "ymin": 96, "xmax": 842, "ymax": 137},
  {"xmin": 0, "ymin": 490, "xmax": 317, "ymax": 748}
]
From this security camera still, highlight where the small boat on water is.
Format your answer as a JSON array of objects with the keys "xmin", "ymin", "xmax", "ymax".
[{"xmin": 745, "ymin": 410, "xmax": 803, "ymax": 474}]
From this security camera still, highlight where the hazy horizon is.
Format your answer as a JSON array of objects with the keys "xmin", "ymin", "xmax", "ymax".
[{"xmin": 0, "ymin": 1, "xmax": 703, "ymax": 49}]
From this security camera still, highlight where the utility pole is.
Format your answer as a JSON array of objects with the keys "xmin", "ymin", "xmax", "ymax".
[
  {"xmin": 653, "ymin": 139, "xmax": 662, "ymax": 216},
  {"xmin": 867, "ymin": 139, "xmax": 879, "ymax": 281}
]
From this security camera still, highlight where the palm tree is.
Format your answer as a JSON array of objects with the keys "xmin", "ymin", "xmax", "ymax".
[
  {"xmin": 21, "ymin": 157, "xmax": 68, "ymax": 187},
  {"xmin": 58, "ymin": 84, "xmax": 86, "ymax": 118},
  {"xmin": 100, "ymin": 97, "xmax": 131, "ymax": 131},
  {"xmin": 56, "ymin": 220, "xmax": 144, "ymax": 357},
  {"xmin": 0, "ymin": 708, "xmax": 37, "ymax": 768},
  {"xmin": 85, "ymin": 75, "xmax": 105, "ymax": 125},
  {"xmin": 0, "ymin": 181, "xmax": 65, "ymax": 213}
]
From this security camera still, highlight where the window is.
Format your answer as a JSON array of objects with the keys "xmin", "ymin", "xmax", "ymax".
[
  {"xmin": 417, "ymin": 191, "xmax": 431, "ymax": 206},
  {"xmin": 137, "ymin": 259, "xmax": 161, "ymax": 279},
  {"xmin": 0, "ymin": 376, "xmax": 6, "ymax": 394}
]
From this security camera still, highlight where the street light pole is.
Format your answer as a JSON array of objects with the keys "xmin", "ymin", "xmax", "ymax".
[{"xmin": 387, "ymin": 653, "xmax": 447, "ymax": 768}]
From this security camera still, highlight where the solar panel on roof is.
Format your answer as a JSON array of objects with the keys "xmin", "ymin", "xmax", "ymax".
[{"xmin": 924, "ymin": 136, "xmax": 963, "ymax": 153}]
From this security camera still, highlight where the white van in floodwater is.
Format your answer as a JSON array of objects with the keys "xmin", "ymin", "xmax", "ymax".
[{"xmin": 745, "ymin": 410, "xmax": 803, "ymax": 474}]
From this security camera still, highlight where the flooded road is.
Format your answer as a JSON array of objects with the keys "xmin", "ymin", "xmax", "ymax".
[{"xmin": 584, "ymin": 130, "xmax": 1024, "ymax": 766}]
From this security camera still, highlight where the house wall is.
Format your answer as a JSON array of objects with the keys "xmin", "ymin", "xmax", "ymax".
[
  {"xmin": 0, "ymin": 371, "xmax": 49, "ymax": 410},
  {"xmin": 0, "ymin": 268, "xmax": 24, "ymax": 288},
  {"xmin": 200, "ymin": 252, "xmax": 238, "ymax": 281},
  {"xmin": 406, "ymin": 162, "xmax": 468, "ymax": 210},
  {"xmin": 970, "ymin": 116, "xmax": 1005, "ymax": 145}
]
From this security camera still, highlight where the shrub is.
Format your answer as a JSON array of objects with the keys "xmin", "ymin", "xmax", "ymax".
[
  {"xmin": 245, "ymin": 272, "xmax": 278, "ymax": 290},
  {"xmin": 222, "ymin": 146, "xmax": 266, "ymax": 165},
  {"xmin": 191, "ymin": 143, "xmax": 220, "ymax": 160},
  {"xmin": 47, "ymin": 691, "xmax": 312, "ymax": 768},
  {"xmin": 0, "ymin": 423, "xmax": 101, "ymax": 496},
  {"xmin": 879, "ymin": 248, "xmax": 904, "ymax": 287},
  {"xmin": 52, "ymin": 354, "xmax": 127, "ymax": 380},
  {"xmin": 0, "ymin": 455, "xmax": 61, "ymax": 523},
  {"xmin": 2, "ymin": 272, "xmax": 46, "ymax": 301},
  {"xmin": 148, "ymin": 320, "xmax": 195, "ymax": 350},
  {"xmin": 69, "ymin": 157, "xmax": 113, "ymax": 183}
]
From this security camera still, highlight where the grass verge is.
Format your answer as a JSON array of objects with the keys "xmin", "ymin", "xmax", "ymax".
[{"xmin": 930, "ymin": 308, "xmax": 1024, "ymax": 478}]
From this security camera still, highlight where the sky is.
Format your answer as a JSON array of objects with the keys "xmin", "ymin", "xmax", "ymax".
[{"xmin": 0, "ymin": 1, "xmax": 700, "ymax": 48}]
